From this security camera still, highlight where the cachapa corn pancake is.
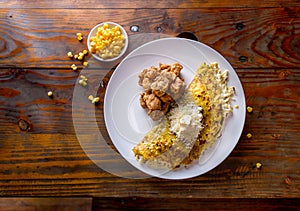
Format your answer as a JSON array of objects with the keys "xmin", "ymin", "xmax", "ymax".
[{"xmin": 133, "ymin": 62, "xmax": 235, "ymax": 169}]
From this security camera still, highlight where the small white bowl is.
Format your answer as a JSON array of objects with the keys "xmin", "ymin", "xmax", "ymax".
[{"xmin": 87, "ymin": 22, "xmax": 128, "ymax": 62}]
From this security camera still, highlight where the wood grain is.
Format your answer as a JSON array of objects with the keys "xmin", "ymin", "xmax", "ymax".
[
  {"xmin": 1, "ymin": 0, "xmax": 300, "ymax": 9},
  {"xmin": 0, "ymin": 8, "xmax": 299, "ymax": 68},
  {"xmin": 0, "ymin": 0, "xmax": 299, "ymax": 202},
  {"xmin": 0, "ymin": 68, "xmax": 299, "ymax": 197},
  {"xmin": 0, "ymin": 68, "xmax": 299, "ymax": 133},
  {"xmin": 0, "ymin": 134, "xmax": 299, "ymax": 198},
  {"xmin": 0, "ymin": 197, "xmax": 92, "ymax": 211},
  {"xmin": 92, "ymin": 198, "xmax": 300, "ymax": 211}
]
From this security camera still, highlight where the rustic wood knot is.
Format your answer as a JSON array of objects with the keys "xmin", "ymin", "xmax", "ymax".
[
  {"xmin": 236, "ymin": 22, "xmax": 245, "ymax": 30},
  {"xmin": 284, "ymin": 176, "xmax": 293, "ymax": 186},
  {"xmin": 130, "ymin": 25, "xmax": 139, "ymax": 32},
  {"xmin": 156, "ymin": 26, "xmax": 162, "ymax": 33},
  {"xmin": 279, "ymin": 70, "xmax": 291, "ymax": 79},
  {"xmin": 18, "ymin": 119, "xmax": 30, "ymax": 131},
  {"xmin": 238, "ymin": 56, "xmax": 248, "ymax": 62}
]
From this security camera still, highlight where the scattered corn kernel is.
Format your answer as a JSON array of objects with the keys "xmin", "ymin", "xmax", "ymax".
[
  {"xmin": 89, "ymin": 23, "xmax": 126, "ymax": 59},
  {"xmin": 247, "ymin": 106, "xmax": 253, "ymax": 113},
  {"xmin": 80, "ymin": 75, "xmax": 87, "ymax": 80},
  {"xmin": 74, "ymin": 54, "xmax": 79, "ymax": 59},
  {"xmin": 47, "ymin": 91, "xmax": 53, "ymax": 97},
  {"xmin": 71, "ymin": 64, "xmax": 77, "ymax": 71},
  {"xmin": 83, "ymin": 61, "xmax": 88, "ymax": 66},
  {"xmin": 79, "ymin": 79, "xmax": 87, "ymax": 86},
  {"xmin": 246, "ymin": 133, "xmax": 252, "ymax": 139},
  {"xmin": 92, "ymin": 97, "xmax": 100, "ymax": 104},
  {"xmin": 78, "ymin": 55, "xmax": 83, "ymax": 60},
  {"xmin": 76, "ymin": 32, "xmax": 83, "ymax": 41},
  {"xmin": 234, "ymin": 104, "xmax": 239, "ymax": 109},
  {"xmin": 67, "ymin": 51, "xmax": 73, "ymax": 58},
  {"xmin": 88, "ymin": 95, "xmax": 94, "ymax": 101},
  {"xmin": 83, "ymin": 49, "xmax": 88, "ymax": 55},
  {"xmin": 256, "ymin": 162, "xmax": 262, "ymax": 169},
  {"xmin": 79, "ymin": 75, "xmax": 88, "ymax": 86},
  {"xmin": 88, "ymin": 94, "xmax": 100, "ymax": 104}
]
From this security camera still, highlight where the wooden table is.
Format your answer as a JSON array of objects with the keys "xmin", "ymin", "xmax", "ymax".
[{"xmin": 0, "ymin": 0, "xmax": 299, "ymax": 210}]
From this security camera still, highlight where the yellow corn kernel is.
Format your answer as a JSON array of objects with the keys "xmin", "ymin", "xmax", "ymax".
[
  {"xmin": 88, "ymin": 95, "xmax": 94, "ymax": 101},
  {"xmin": 47, "ymin": 91, "xmax": 53, "ymax": 97},
  {"xmin": 83, "ymin": 61, "xmax": 88, "ymax": 66},
  {"xmin": 90, "ymin": 41, "xmax": 96, "ymax": 47},
  {"xmin": 234, "ymin": 104, "xmax": 239, "ymax": 109},
  {"xmin": 71, "ymin": 64, "xmax": 77, "ymax": 71},
  {"xmin": 78, "ymin": 55, "xmax": 83, "ymax": 60},
  {"xmin": 103, "ymin": 23, "xmax": 109, "ymax": 29},
  {"xmin": 246, "ymin": 133, "xmax": 252, "ymax": 139},
  {"xmin": 247, "ymin": 106, "xmax": 253, "ymax": 113},
  {"xmin": 256, "ymin": 162, "xmax": 262, "ymax": 169},
  {"xmin": 67, "ymin": 51, "xmax": 73, "ymax": 58},
  {"xmin": 89, "ymin": 23, "xmax": 125, "ymax": 59},
  {"xmin": 79, "ymin": 79, "xmax": 87, "ymax": 86},
  {"xmin": 80, "ymin": 75, "xmax": 87, "ymax": 80},
  {"xmin": 83, "ymin": 49, "xmax": 88, "ymax": 55},
  {"xmin": 76, "ymin": 32, "xmax": 83, "ymax": 41},
  {"xmin": 92, "ymin": 97, "xmax": 100, "ymax": 104},
  {"xmin": 74, "ymin": 54, "xmax": 79, "ymax": 59}
]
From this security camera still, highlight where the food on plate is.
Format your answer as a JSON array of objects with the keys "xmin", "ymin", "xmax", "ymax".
[
  {"xmin": 133, "ymin": 94, "xmax": 204, "ymax": 169},
  {"xmin": 89, "ymin": 23, "xmax": 126, "ymax": 59},
  {"xmin": 138, "ymin": 63, "xmax": 186, "ymax": 121},
  {"xmin": 133, "ymin": 62, "xmax": 235, "ymax": 169}
]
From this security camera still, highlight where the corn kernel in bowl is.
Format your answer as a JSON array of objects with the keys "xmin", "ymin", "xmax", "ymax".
[{"xmin": 87, "ymin": 22, "xmax": 128, "ymax": 62}]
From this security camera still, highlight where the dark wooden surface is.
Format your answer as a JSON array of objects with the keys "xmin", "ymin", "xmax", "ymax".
[
  {"xmin": 0, "ymin": 197, "xmax": 92, "ymax": 211},
  {"xmin": 0, "ymin": 0, "xmax": 299, "ymax": 209}
]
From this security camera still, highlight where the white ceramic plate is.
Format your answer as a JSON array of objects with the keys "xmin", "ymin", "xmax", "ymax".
[{"xmin": 104, "ymin": 38, "xmax": 246, "ymax": 179}]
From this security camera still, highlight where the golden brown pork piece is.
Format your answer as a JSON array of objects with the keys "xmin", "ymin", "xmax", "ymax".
[{"xmin": 138, "ymin": 63, "xmax": 186, "ymax": 120}]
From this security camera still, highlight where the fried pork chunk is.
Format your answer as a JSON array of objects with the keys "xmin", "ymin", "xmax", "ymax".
[{"xmin": 138, "ymin": 63, "xmax": 186, "ymax": 120}]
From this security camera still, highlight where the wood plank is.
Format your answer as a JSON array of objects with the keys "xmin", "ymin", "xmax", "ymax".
[
  {"xmin": 0, "ymin": 136, "xmax": 299, "ymax": 197},
  {"xmin": 0, "ymin": 68, "xmax": 299, "ymax": 134},
  {"xmin": 0, "ymin": 68, "xmax": 107, "ymax": 134},
  {"xmin": 1, "ymin": 0, "xmax": 300, "ymax": 9},
  {"xmin": 92, "ymin": 198, "xmax": 300, "ymax": 210},
  {"xmin": 0, "ymin": 67, "xmax": 299, "ymax": 197},
  {"xmin": 0, "ymin": 197, "xmax": 92, "ymax": 211},
  {"xmin": 0, "ymin": 8, "xmax": 299, "ymax": 69}
]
